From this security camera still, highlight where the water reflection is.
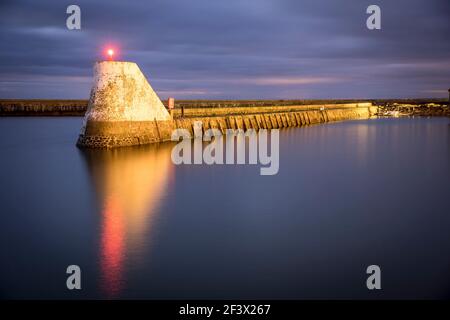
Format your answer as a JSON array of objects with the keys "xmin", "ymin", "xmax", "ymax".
[
  {"xmin": 348, "ymin": 122, "xmax": 375, "ymax": 168},
  {"xmin": 81, "ymin": 144, "xmax": 173, "ymax": 297}
]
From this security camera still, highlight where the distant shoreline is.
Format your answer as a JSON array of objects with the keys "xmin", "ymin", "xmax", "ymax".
[{"xmin": 0, "ymin": 98, "xmax": 447, "ymax": 116}]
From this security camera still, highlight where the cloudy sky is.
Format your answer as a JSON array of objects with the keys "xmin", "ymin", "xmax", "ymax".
[{"xmin": 0, "ymin": 0, "xmax": 449, "ymax": 99}]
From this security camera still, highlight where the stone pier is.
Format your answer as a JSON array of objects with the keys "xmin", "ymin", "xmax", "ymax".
[{"xmin": 77, "ymin": 61, "xmax": 378, "ymax": 148}]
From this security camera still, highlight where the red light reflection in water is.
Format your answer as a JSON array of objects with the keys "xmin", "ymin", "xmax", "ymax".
[
  {"xmin": 100, "ymin": 197, "xmax": 124, "ymax": 297},
  {"xmin": 91, "ymin": 145, "xmax": 173, "ymax": 298}
]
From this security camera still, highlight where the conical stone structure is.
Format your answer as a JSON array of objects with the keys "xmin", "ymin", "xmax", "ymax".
[{"xmin": 77, "ymin": 61, "xmax": 172, "ymax": 148}]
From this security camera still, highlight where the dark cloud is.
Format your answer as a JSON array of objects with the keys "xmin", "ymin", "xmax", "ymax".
[{"xmin": 0, "ymin": 0, "xmax": 449, "ymax": 99}]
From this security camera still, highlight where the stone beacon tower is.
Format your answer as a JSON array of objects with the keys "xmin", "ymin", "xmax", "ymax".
[{"xmin": 77, "ymin": 61, "xmax": 173, "ymax": 148}]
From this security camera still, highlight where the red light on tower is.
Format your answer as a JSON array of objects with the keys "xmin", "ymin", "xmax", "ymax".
[{"xmin": 107, "ymin": 48, "xmax": 114, "ymax": 61}]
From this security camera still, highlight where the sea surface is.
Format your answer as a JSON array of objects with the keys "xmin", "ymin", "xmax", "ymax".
[{"xmin": 0, "ymin": 116, "xmax": 449, "ymax": 299}]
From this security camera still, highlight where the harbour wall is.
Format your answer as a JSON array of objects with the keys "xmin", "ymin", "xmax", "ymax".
[
  {"xmin": 0, "ymin": 99, "xmax": 368, "ymax": 116},
  {"xmin": 77, "ymin": 104, "xmax": 378, "ymax": 148},
  {"xmin": 0, "ymin": 100, "xmax": 87, "ymax": 116},
  {"xmin": 1, "ymin": 99, "xmax": 447, "ymax": 116}
]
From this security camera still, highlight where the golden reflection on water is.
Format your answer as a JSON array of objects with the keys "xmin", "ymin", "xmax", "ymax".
[
  {"xmin": 82, "ymin": 143, "xmax": 173, "ymax": 297},
  {"xmin": 349, "ymin": 123, "xmax": 374, "ymax": 168}
]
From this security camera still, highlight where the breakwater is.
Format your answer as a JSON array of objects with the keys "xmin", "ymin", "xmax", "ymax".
[
  {"xmin": 76, "ymin": 61, "xmax": 379, "ymax": 148},
  {"xmin": 0, "ymin": 100, "xmax": 87, "ymax": 116},
  {"xmin": 0, "ymin": 99, "xmax": 371, "ymax": 116},
  {"xmin": 1, "ymin": 99, "xmax": 447, "ymax": 117},
  {"xmin": 77, "ymin": 103, "xmax": 378, "ymax": 148}
]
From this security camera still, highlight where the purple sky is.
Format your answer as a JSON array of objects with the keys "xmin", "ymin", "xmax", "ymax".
[{"xmin": 0, "ymin": 0, "xmax": 449, "ymax": 99}]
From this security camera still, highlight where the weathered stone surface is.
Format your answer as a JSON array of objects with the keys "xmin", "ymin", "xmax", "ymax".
[
  {"xmin": 270, "ymin": 115, "xmax": 278, "ymax": 128},
  {"xmin": 250, "ymin": 116, "xmax": 259, "ymax": 130},
  {"xmin": 79, "ymin": 61, "xmax": 171, "ymax": 137},
  {"xmin": 169, "ymin": 102, "xmax": 375, "ymax": 118},
  {"xmin": 243, "ymin": 117, "xmax": 252, "ymax": 131},
  {"xmin": 276, "ymin": 114, "xmax": 283, "ymax": 128},
  {"xmin": 236, "ymin": 116, "xmax": 244, "ymax": 130},
  {"xmin": 264, "ymin": 115, "xmax": 272, "ymax": 129},
  {"xmin": 217, "ymin": 118, "xmax": 228, "ymax": 134},
  {"xmin": 77, "ymin": 106, "xmax": 376, "ymax": 148}
]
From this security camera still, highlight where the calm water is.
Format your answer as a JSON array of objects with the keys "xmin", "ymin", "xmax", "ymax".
[{"xmin": 0, "ymin": 116, "xmax": 450, "ymax": 299}]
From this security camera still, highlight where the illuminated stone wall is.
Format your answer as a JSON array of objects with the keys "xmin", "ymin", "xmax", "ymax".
[
  {"xmin": 77, "ymin": 105, "xmax": 377, "ymax": 148},
  {"xmin": 80, "ymin": 61, "xmax": 171, "ymax": 135},
  {"xmin": 76, "ymin": 61, "xmax": 378, "ymax": 148}
]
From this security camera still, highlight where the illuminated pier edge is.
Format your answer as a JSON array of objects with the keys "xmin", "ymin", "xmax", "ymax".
[{"xmin": 76, "ymin": 61, "xmax": 378, "ymax": 149}]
